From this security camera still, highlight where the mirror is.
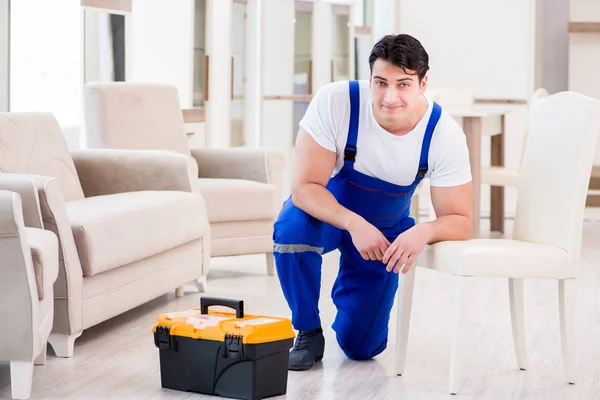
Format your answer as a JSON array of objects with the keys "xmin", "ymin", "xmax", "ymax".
[
  {"xmin": 83, "ymin": 7, "xmax": 126, "ymax": 82},
  {"xmin": 0, "ymin": 0, "xmax": 9, "ymax": 111}
]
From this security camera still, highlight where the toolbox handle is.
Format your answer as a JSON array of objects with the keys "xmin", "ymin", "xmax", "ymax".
[{"xmin": 200, "ymin": 297, "xmax": 244, "ymax": 319}]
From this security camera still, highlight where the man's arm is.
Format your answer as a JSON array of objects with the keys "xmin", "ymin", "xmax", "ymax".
[
  {"xmin": 382, "ymin": 181, "xmax": 473, "ymax": 273},
  {"xmin": 292, "ymin": 128, "xmax": 390, "ymax": 260},
  {"xmin": 423, "ymin": 181, "xmax": 473, "ymax": 242},
  {"xmin": 291, "ymin": 128, "xmax": 354, "ymax": 230}
]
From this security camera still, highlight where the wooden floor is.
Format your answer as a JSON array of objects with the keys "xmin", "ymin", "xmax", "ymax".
[{"xmin": 3, "ymin": 215, "xmax": 600, "ymax": 400}]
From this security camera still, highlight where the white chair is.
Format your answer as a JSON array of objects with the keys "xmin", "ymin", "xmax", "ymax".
[
  {"xmin": 395, "ymin": 91, "xmax": 600, "ymax": 394},
  {"xmin": 481, "ymin": 88, "xmax": 549, "ymax": 188}
]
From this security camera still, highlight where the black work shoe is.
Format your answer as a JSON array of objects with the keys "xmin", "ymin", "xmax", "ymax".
[{"xmin": 288, "ymin": 326, "xmax": 325, "ymax": 371}]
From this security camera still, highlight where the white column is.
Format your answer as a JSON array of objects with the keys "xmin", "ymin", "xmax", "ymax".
[
  {"xmin": 0, "ymin": 0, "xmax": 9, "ymax": 111},
  {"xmin": 373, "ymin": 0, "xmax": 397, "ymax": 43},
  {"xmin": 128, "ymin": 0, "xmax": 195, "ymax": 107},
  {"xmin": 262, "ymin": 0, "xmax": 294, "ymax": 193},
  {"xmin": 244, "ymin": 0, "xmax": 262, "ymax": 148},
  {"xmin": 206, "ymin": 0, "xmax": 232, "ymax": 147},
  {"xmin": 311, "ymin": 0, "xmax": 332, "ymax": 93}
]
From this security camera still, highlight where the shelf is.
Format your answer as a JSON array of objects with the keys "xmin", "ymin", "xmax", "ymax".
[{"xmin": 569, "ymin": 22, "xmax": 600, "ymax": 33}]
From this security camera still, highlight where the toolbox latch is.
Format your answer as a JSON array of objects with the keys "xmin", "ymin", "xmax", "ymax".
[
  {"xmin": 154, "ymin": 326, "xmax": 178, "ymax": 351},
  {"xmin": 223, "ymin": 334, "xmax": 244, "ymax": 359}
]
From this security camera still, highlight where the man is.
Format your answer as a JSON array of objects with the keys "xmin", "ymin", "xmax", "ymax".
[{"xmin": 273, "ymin": 34, "xmax": 473, "ymax": 371}]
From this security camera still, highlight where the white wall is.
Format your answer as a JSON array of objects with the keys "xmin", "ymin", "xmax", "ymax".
[
  {"xmin": 397, "ymin": 0, "xmax": 535, "ymax": 101},
  {"xmin": 569, "ymin": 0, "xmax": 600, "ymax": 164},
  {"xmin": 10, "ymin": 0, "xmax": 82, "ymax": 148},
  {"xmin": 127, "ymin": 0, "xmax": 195, "ymax": 108},
  {"xmin": 571, "ymin": 0, "xmax": 600, "ymax": 22},
  {"xmin": 0, "ymin": 0, "xmax": 9, "ymax": 112}
]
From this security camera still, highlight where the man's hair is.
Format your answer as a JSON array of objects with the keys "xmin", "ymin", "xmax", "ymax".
[{"xmin": 368, "ymin": 34, "xmax": 430, "ymax": 81}]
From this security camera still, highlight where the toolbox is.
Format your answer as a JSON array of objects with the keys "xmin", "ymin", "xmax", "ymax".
[{"xmin": 153, "ymin": 297, "xmax": 295, "ymax": 400}]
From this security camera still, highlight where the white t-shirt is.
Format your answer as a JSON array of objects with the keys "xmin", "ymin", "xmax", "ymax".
[{"xmin": 299, "ymin": 80, "xmax": 472, "ymax": 187}]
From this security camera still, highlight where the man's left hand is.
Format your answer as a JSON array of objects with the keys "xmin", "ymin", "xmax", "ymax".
[{"xmin": 382, "ymin": 224, "xmax": 430, "ymax": 274}]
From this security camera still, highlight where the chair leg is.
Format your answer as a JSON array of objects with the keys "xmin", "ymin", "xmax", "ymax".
[
  {"xmin": 10, "ymin": 361, "xmax": 34, "ymax": 400},
  {"xmin": 559, "ymin": 279, "xmax": 576, "ymax": 384},
  {"xmin": 449, "ymin": 275, "xmax": 468, "ymax": 395},
  {"xmin": 266, "ymin": 252, "xmax": 275, "ymax": 276},
  {"xmin": 394, "ymin": 265, "xmax": 416, "ymax": 376},
  {"xmin": 509, "ymin": 278, "xmax": 528, "ymax": 370},
  {"xmin": 175, "ymin": 286, "xmax": 185, "ymax": 297},
  {"xmin": 34, "ymin": 343, "xmax": 47, "ymax": 366},
  {"xmin": 195, "ymin": 276, "xmax": 208, "ymax": 293},
  {"xmin": 48, "ymin": 332, "xmax": 82, "ymax": 358}
]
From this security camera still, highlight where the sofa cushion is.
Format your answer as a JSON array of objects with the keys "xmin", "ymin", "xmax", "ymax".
[
  {"xmin": 65, "ymin": 191, "xmax": 207, "ymax": 277},
  {"xmin": 197, "ymin": 178, "xmax": 279, "ymax": 223}
]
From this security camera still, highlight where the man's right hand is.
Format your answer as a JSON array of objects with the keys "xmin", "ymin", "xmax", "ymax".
[{"xmin": 347, "ymin": 216, "xmax": 391, "ymax": 261}]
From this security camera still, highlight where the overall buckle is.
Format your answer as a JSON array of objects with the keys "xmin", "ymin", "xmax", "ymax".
[
  {"xmin": 344, "ymin": 148, "xmax": 356, "ymax": 162},
  {"xmin": 416, "ymin": 166, "xmax": 428, "ymax": 179}
]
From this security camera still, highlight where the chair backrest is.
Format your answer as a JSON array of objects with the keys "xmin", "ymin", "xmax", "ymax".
[
  {"xmin": 0, "ymin": 113, "xmax": 85, "ymax": 202},
  {"xmin": 513, "ymin": 92, "xmax": 600, "ymax": 257},
  {"xmin": 83, "ymin": 82, "xmax": 190, "ymax": 155},
  {"xmin": 518, "ymin": 88, "xmax": 549, "ymax": 167}
]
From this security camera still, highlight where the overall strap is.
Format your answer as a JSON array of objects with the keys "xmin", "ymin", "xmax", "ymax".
[
  {"xmin": 344, "ymin": 80, "xmax": 360, "ymax": 168},
  {"xmin": 416, "ymin": 101, "xmax": 442, "ymax": 180}
]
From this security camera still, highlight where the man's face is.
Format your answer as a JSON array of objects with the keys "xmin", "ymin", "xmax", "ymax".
[{"xmin": 369, "ymin": 58, "xmax": 427, "ymax": 127}]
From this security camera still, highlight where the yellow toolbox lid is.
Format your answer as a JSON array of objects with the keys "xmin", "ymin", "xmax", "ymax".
[{"xmin": 152, "ymin": 297, "xmax": 295, "ymax": 345}]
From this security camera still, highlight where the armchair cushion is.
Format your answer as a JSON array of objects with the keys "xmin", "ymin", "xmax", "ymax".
[
  {"xmin": 70, "ymin": 149, "xmax": 199, "ymax": 197},
  {"xmin": 66, "ymin": 191, "xmax": 207, "ymax": 277},
  {"xmin": 26, "ymin": 227, "xmax": 59, "ymax": 300},
  {"xmin": 197, "ymin": 178, "xmax": 279, "ymax": 223}
]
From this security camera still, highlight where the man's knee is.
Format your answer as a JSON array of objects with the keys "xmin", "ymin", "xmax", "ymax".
[
  {"xmin": 335, "ymin": 325, "xmax": 388, "ymax": 361},
  {"xmin": 273, "ymin": 207, "xmax": 325, "ymax": 252}
]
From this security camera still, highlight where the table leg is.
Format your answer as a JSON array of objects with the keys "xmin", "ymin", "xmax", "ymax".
[
  {"xmin": 463, "ymin": 117, "xmax": 481, "ymax": 238},
  {"xmin": 490, "ymin": 115, "xmax": 505, "ymax": 234}
]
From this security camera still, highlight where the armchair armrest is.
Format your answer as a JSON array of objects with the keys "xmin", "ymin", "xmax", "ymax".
[
  {"xmin": 190, "ymin": 147, "xmax": 286, "ymax": 187},
  {"xmin": 70, "ymin": 149, "xmax": 200, "ymax": 197},
  {"xmin": 0, "ymin": 174, "xmax": 44, "ymax": 229},
  {"xmin": 0, "ymin": 190, "xmax": 39, "ymax": 360},
  {"xmin": 0, "ymin": 174, "xmax": 84, "ymax": 335},
  {"xmin": 0, "ymin": 189, "xmax": 24, "ymax": 236}
]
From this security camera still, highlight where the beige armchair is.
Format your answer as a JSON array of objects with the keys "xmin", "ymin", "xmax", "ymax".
[
  {"xmin": 0, "ymin": 112, "xmax": 210, "ymax": 358},
  {"xmin": 83, "ymin": 82, "xmax": 286, "ymax": 275},
  {"xmin": 0, "ymin": 187, "xmax": 59, "ymax": 400}
]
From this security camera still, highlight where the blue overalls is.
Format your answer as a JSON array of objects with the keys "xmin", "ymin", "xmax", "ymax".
[{"xmin": 273, "ymin": 80, "xmax": 441, "ymax": 360}]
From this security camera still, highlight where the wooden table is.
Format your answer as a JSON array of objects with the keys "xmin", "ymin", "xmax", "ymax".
[{"xmin": 445, "ymin": 107, "xmax": 513, "ymax": 238}]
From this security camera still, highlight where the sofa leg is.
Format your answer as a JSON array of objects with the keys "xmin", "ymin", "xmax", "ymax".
[
  {"xmin": 266, "ymin": 252, "xmax": 275, "ymax": 276},
  {"xmin": 48, "ymin": 332, "xmax": 82, "ymax": 358},
  {"xmin": 34, "ymin": 343, "xmax": 47, "ymax": 366},
  {"xmin": 175, "ymin": 286, "xmax": 185, "ymax": 297},
  {"xmin": 195, "ymin": 276, "xmax": 208, "ymax": 292},
  {"xmin": 10, "ymin": 361, "xmax": 34, "ymax": 400}
]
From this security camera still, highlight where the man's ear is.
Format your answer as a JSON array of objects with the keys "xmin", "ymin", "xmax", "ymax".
[{"xmin": 420, "ymin": 75, "xmax": 428, "ymax": 94}]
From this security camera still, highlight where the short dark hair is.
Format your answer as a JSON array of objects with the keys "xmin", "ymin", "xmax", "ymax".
[{"xmin": 368, "ymin": 34, "xmax": 430, "ymax": 81}]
